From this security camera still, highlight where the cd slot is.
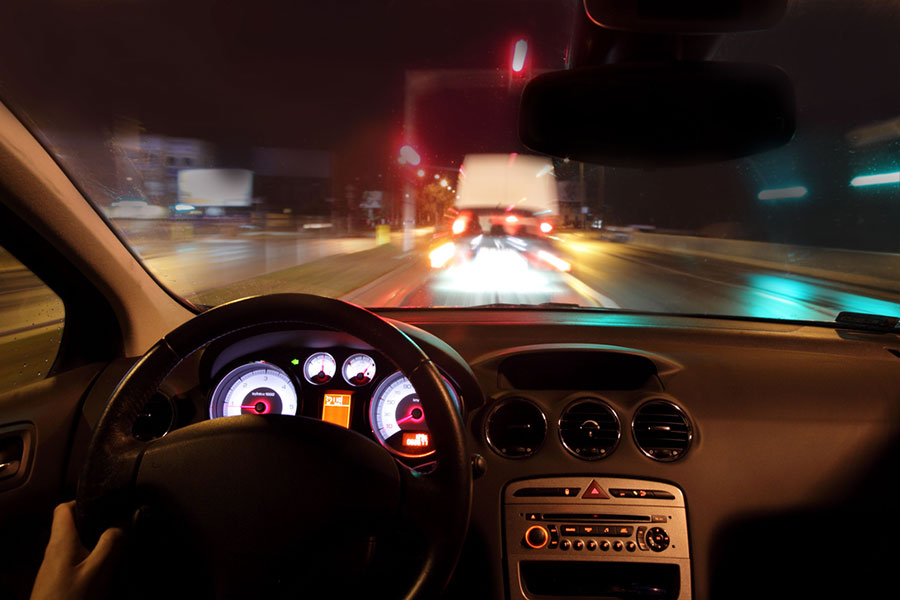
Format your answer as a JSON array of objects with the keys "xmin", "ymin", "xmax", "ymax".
[{"xmin": 541, "ymin": 513, "xmax": 651, "ymax": 522}]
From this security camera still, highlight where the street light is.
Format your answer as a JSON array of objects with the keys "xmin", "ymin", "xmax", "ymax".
[
  {"xmin": 440, "ymin": 179, "xmax": 448, "ymax": 188},
  {"xmin": 417, "ymin": 169, "xmax": 426, "ymax": 177}
]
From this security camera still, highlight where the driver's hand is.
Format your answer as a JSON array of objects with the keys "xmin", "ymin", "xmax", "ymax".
[{"xmin": 30, "ymin": 501, "xmax": 125, "ymax": 600}]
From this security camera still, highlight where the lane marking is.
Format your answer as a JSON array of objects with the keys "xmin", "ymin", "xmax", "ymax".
[{"xmin": 562, "ymin": 273, "xmax": 621, "ymax": 309}]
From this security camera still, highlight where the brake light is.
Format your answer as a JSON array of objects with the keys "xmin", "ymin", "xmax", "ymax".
[
  {"xmin": 540, "ymin": 222, "xmax": 553, "ymax": 233},
  {"xmin": 506, "ymin": 215, "xmax": 519, "ymax": 224},
  {"xmin": 452, "ymin": 218, "xmax": 467, "ymax": 235}
]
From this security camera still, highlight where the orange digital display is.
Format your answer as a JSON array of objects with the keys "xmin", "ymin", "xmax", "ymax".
[
  {"xmin": 322, "ymin": 392, "xmax": 352, "ymax": 428},
  {"xmin": 402, "ymin": 432, "xmax": 430, "ymax": 448}
]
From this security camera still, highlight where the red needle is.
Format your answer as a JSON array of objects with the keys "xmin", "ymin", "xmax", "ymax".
[{"xmin": 397, "ymin": 408, "xmax": 424, "ymax": 425}]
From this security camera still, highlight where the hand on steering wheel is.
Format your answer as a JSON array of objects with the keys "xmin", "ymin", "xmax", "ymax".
[{"xmin": 76, "ymin": 294, "xmax": 471, "ymax": 599}]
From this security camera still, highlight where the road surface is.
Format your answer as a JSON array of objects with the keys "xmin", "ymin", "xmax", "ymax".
[{"xmin": 3, "ymin": 229, "xmax": 899, "ymax": 390}]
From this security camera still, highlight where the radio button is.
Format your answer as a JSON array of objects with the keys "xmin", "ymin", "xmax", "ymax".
[
  {"xmin": 626, "ymin": 541, "xmax": 637, "ymax": 552},
  {"xmin": 587, "ymin": 540, "xmax": 598, "ymax": 551},
  {"xmin": 573, "ymin": 540, "xmax": 584, "ymax": 551},
  {"xmin": 613, "ymin": 541, "xmax": 624, "ymax": 551},
  {"xmin": 600, "ymin": 540, "xmax": 611, "ymax": 551},
  {"xmin": 560, "ymin": 540, "xmax": 571, "ymax": 551},
  {"xmin": 646, "ymin": 527, "xmax": 670, "ymax": 552},
  {"xmin": 637, "ymin": 527, "xmax": 649, "ymax": 551}
]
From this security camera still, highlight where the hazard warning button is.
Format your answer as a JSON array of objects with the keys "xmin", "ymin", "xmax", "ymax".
[{"xmin": 581, "ymin": 480, "xmax": 609, "ymax": 499}]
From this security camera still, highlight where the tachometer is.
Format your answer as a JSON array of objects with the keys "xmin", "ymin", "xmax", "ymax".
[
  {"xmin": 209, "ymin": 362, "xmax": 299, "ymax": 418},
  {"xmin": 342, "ymin": 353, "xmax": 376, "ymax": 386},
  {"xmin": 369, "ymin": 370, "xmax": 453, "ymax": 458},
  {"xmin": 303, "ymin": 351, "xmax": 336, "ymax": 385}
]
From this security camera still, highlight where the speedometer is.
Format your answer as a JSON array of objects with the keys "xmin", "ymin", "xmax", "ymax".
[
  {"xmin": 369, "ymin": 371, "xmax": 454, "ymax": 458},
  {"xmin": 209, "ymin": 362, "xmax": 299, "ymax": 419}
]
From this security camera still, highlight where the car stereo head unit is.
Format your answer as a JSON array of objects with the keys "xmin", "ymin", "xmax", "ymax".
[{"xmin": 505, "ymin": 477, "xmax": 691, "ymax": 599}]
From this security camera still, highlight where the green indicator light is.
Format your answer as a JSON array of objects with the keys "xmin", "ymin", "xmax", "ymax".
[{"xmin": 290, "ymin": 359, "xmax": 300, "ymax": 366}]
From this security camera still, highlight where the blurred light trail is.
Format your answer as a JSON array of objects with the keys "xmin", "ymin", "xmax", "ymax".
[
  {"xmin": 757, "ymin": 186, "xmax": 808, "ymax": 200},
  {"xmin": 429, "ymin": 242, "xmax": 455, "ymax": 268},
  {"xmin": 537, "ymin": 249, "xmax": 571, "ymax": 272},
  {"xmin": 850, "ymin": 171, "xmax": 900, "ymax": 187}
]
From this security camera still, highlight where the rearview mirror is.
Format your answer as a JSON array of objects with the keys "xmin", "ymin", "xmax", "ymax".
[{"xmin": 519, "ymin": 62, "xmax": 795, "ymax": 167}]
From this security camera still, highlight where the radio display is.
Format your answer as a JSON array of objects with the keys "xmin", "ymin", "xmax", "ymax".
[{"xmin": 322, "ymin": 392, "xmax": 352, "ymax": 428}]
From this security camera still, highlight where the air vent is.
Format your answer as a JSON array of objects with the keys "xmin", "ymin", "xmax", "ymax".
[
  {"xmin": 632, "ymin": 400, "xmax": 692, "ymax": 462},
  {"xmin": 486, "ymin": 398, "xmax": 547, "ymax": 458},
  {"xmin": 132, "ymin": 393, "xmax": 175, "ymax": 441},
  {"xmin": 559, "ymin": 399, "xmax": 620, "ymax": 460}
]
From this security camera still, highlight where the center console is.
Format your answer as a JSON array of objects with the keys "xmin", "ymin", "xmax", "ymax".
[{"xmin": 505, "ymin": 477, "xmax": 691, "ymax": 599}]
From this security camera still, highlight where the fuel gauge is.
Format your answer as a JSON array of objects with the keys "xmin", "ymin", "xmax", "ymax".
[
  {"xmin": 303, "ymin": 352, "xmax": 336, "ymax": 385},
  {"xmin": 342, "ymin": 353, "xmax": 376, "ymax": 386}
]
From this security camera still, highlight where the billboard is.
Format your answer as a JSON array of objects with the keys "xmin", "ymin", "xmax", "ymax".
[{"xmin": 177, "ymin": 168, "xmax": 253, "ymax": 207}]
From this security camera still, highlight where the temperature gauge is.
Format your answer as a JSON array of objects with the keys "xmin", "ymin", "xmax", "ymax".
[
  {"xmin": 342, "ymin": 353, "xmax": 376, "ymax": 386},
  {"xmin": 303, "ymin": 352, "xmax": 336, "ymax": 385}
]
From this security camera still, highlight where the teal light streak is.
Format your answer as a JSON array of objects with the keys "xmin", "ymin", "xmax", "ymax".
[
  {"xmin": 850, "ymin": 171, "xmax": 900, "ymax": 187},
  {"xmin": 757, "ymin": 186, "xmax": 808, "ymax": 200}
]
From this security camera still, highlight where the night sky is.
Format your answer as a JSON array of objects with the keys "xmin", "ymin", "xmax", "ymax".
[{"xmin": 1, "ymin": 0, "xmax": 898, "ymax": 251}]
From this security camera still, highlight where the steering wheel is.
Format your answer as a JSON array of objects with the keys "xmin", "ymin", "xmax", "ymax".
[{"xmin": 75, "ymin": 294, "xmax": 472, "ymax": 599}]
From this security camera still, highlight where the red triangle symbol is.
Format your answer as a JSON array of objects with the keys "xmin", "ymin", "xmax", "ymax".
[{"xmin": 581, "ymin": 480, "xmax": 609, "ymax": 499}]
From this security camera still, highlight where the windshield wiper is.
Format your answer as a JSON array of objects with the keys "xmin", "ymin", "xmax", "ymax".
[{"xmin": 835, "ymin": 311, "xmax": 899, "ymax": 333}]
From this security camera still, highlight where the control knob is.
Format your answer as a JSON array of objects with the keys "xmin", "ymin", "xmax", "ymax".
[
  {"xmin": 645, "ymin": 527, "xmax": 670, "ymax": 552},
  {"xmin": 525, "ymin": 525, "xmax": 549, "ymax": 549}
]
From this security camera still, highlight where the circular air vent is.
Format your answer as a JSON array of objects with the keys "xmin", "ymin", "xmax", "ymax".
[
  {"xmin": 558, "ymin": 399, "xmax": 620, "ymax": 460},
  {"xmin": 632, "ymin": 400, "xmax": 692, "ymax": 462},
  {"xmin": 485, "ymin": 398, "xmax": 547, "ymax": 458},
  {"xmin": 132, "ymin": 393, "xmax": 175, "ymax": 441}
]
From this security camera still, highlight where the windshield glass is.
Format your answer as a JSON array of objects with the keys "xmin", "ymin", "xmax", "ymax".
[{"xmin": 1, "ymin": 0, "xmax": 898, "ymax": 320}]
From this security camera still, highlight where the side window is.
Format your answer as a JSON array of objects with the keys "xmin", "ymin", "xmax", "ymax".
[{"xmin": 0, "ymin": 245, "xmax": 64, "ymax": 394}]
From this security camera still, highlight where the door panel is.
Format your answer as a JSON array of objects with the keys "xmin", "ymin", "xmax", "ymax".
[{"xmin": 0, "ymin": 363, "xmax": 105, "ymax": 599}]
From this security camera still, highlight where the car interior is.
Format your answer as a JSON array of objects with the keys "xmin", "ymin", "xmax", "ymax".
[{"xmin": 1, "ymin": 1, "xmax": 899, "ymax": 599}]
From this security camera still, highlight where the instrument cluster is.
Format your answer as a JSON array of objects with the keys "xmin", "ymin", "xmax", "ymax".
[{"xmin": 206, "ymin": 345, "xmax": 460, "ymax": 462}]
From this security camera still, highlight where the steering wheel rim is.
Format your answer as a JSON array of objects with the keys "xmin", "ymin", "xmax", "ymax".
[{"xmin": 76, "ymin": 293, "xmax": 472, "ymax": 599}]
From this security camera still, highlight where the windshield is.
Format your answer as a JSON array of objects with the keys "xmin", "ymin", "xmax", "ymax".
[{"xmin": 1, "ymin": 0, "xmax": 898, "ymax": 321}]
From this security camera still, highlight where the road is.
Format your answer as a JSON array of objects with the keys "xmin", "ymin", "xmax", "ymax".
[
  {"xmin": 346, "ymin": 234, "xmax": 900, "ymax": 321},
  {"xmin": 3, "ymin": 229, "xmax": 899, "ymax": 390}
]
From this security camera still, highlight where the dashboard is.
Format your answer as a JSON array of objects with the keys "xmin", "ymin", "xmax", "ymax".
[{"xmin": 102, "ymin": 308, "xmax": 900, "ymax": 600}]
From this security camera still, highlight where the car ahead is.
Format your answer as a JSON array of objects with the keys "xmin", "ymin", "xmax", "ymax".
[{"xmin": 1, "ymin": 2, "xmax": 900, "ymax": 600}]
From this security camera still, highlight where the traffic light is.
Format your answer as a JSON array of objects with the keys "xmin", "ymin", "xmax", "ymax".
[{"xmin": 512, "ymin": 39, "xmax": 528, "ymax": 73}]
